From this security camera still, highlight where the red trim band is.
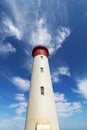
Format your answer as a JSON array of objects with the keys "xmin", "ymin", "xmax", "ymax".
[{"xmin": 32, "ymin": 45, "xmax": 49, "ymax": 57}]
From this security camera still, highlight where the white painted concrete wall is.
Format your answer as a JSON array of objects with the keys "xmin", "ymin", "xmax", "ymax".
[{"xmin": 25, "ymin": 54, "xmax": 60, "ymax": 130}]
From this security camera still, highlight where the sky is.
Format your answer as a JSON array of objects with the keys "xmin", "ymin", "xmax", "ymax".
[{"xmin": 0, "ymin": 0, "xmax": 87, "ymax": 130}]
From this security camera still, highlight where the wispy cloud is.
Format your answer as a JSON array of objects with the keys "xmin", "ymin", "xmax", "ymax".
[
  {"xmin": 9, "ymin": 93, "xmax": 27, "ymax": 118},
  {"xmin": 49, "ymin": 26, "xmax": 71, "ymax": 54},
  {"xmin": 3, "ymin": 17, "xmax": 22, "ymax": 39},
  {"xmin": 54, "ymin": 93, "xmax": 82, "ymax": 117},
  {"xmin": 30, "ymin": 18, "xmax": 71, "ymax": 55},
  {"xmin": 0, "ymin": 118, "xmax": 25, "ymax": 130},
  {"xmin": 15, "ymin": 102, "xmax": 27, "ymax": 116},
  {"xmin": 52, "ymin": 66, "xmax": 70, "ymax": 83},
  {"xmin": 0, "ymin": 43, "xmax": 16, "ymax": 56},
  {"xmin": 58, "ymin": 66, "xmax": 70, "ymax": 76},
  {"xmin": 74, "ymin": 78, "xmax": 87, "ymax": 99},
  {"xmin": 30, "ymin": 18, "xmax": 52, "ymax": 47},
  {"xmin": 9, "ymin": 104, "xmax": 19, "ymax": 108},
  {"xmin": 9, "ymin": 102, "xmax": 27, "ymax": 116},
  {"xmin": 56, "ymin": 26, "xmax": 70, "ymax": 45},
  {"xmin": 14, "ymin": 93, "xmax": 25, "ymax": 101},
  {"xmin": 12, "ymin": 76, "xmax": 30, "ymax": 92}
]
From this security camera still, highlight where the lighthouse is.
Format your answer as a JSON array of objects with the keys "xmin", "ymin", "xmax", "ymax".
[{"xmin": 25, "ymin": 45, "xmax": 60, "ymax": 130}]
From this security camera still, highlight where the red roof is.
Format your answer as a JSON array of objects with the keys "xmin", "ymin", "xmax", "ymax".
[{"xmin": 32, "ymin": 45, "xmax": 49, "ymax": 57}]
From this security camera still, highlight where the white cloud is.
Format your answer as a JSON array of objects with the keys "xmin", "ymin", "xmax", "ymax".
[
  {"xmin": 52, "ymin": 66, "xmax": 70, "ymax": 83},
  {"xmin": 52, "ymin": 71, "xmax": 60, "ymax": 83},
  {"xmin": 31, "ymin": 18, "xmax": 52, "ymax": 47},
  {"xmin": 9, "ymin": 102, "xmax": 27, "ymax": 116},
  {"xmin": 0, "ymin": 43, "xmax": 16, "ymax": 56},
  {"xmin": 15, "ymin": 102, "xmax": 27, "ymax": 116},
  {"xmin": 47, "ymin": 26, "xmax": 71, "ymax": 55},
  {"xmin": 0, "ymin": 119, "xmax": 14, "ymax": 129},
  {"xmin": 9, "ymin": 93, "xmax": 27, "ymax": 119},
  {"xmin": 55, "ymin": 93, "xmax": 67, "ymax": 102},
  {"xmin": 12, "ymin": 76, "xmax": 30, "ymax": 92},
  {"xmin": 49, "ymin": 26, "xmax": 71, "ymax": 54},
  {"xmin": 3, "ymin": 18, "xmax": 22, "ymax": 39},
  {"xmin": 9, "ymin": 104, "xmax": 19, "ymax": 108},
  {"xmin": 58, "ymin": 66, "xmax": 70, "ymax": 76},
  {"xmin": 54, "ymin": 93, "xmax": 82, "ymax": 117},
  {"xmin": 56, "ymin": 26, "xmax": 71, "ymax": 45},
  {"xmin": 13, "ymin": 116, "xmax": 25, "ymax": 120},
  {"xmin": 74, "ymin": 79, "xmax": 87, "ymax": 99},
  {"xmin": 30, "ymin": 18, "xmax": 71, "ymax": 55},
  {"xmin": 15, "ymin": 94, "xmax": 25, "ymax": 101},
  {"xmin": 0, "ymin": 118, "xmax": 25, "ymax": 130}
]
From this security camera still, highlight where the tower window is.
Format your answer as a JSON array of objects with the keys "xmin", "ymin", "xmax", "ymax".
[
  {"xmin": 40, "ymin": 67, "xmax": 44, "ymax": 72},
  {"xmin": 40, "ymin": 86, "xmax": 44, "ymax": 95},
  {"xmin": 41, "ymin": 56, "xmax": 43, "ymax": 59}
]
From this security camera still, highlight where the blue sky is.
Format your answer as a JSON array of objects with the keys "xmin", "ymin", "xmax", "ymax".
[{"xmin": 0, "ymin": 0, "xmax": 87, "ymax": 130}]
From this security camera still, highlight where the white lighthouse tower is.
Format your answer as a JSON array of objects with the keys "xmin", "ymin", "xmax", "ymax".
[{"xmin": 25, "ymin": 45, "xmax": 60, "ymax": 130}]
